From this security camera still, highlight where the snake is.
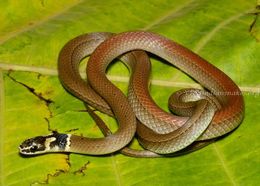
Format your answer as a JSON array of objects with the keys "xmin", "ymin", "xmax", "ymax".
[{"xmin": 19, "ymin": 31, "xmax": 244, "ymax": 157}]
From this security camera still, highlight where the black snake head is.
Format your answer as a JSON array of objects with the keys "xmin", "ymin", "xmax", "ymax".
[
  {"xmin": 19, "ymin": 132, "xmax": 70, "ymax": 155},
  {"xmin": 19, "ymin": 136, "xmax": 46, "ymax": 155}
]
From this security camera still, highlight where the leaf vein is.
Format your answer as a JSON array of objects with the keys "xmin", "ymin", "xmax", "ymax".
[
  {"xmin": 0, "ymin": 0, "xmax": 83, "ymax": 45},
  {"xmin": 142, "ymin": 0, "xmax": 197, "ymax": 30},
  {"xmin": 0, "ymin": 63, "xmax": 259, "ymax": 93},
  {"xmin": 110, "ymin": 156, "xmax": 123, "ymax": 186},
  {"xmin": 194, "ymin": 8, "xmax": 254, "ymax": 53},
  {"xmin": 213, "ymin": 144, "xmax": 237, "ymax": 186}
]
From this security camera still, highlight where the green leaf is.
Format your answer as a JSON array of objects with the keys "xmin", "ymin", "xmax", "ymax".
[{"xmin": 0, "ymin": 0, "xmax": 259, "ymax": 185}]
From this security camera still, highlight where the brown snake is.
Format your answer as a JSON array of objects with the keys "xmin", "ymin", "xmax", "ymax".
[{"xmin": 19, "ymin": 31, "xmax": 244, "ymax": 157}]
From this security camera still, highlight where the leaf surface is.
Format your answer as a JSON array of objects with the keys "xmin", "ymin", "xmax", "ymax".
[{"xmin": 0, "ymin": 0, "xmax": 259, "ymax": 185}]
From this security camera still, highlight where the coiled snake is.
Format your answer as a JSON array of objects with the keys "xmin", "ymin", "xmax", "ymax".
[{"xmin": 19, "ymin": 31, "xmax": 244, "ymax": 157}]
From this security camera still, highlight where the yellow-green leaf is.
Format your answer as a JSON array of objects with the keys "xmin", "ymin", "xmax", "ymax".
[{"xmin": 0, "ymin": 0, "xmax": 259, "ymax": 185}]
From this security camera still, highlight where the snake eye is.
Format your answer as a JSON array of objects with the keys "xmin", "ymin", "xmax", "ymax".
[{"xmin": 31, "ymin": 145, "xmax": 38, "ymax": 152}]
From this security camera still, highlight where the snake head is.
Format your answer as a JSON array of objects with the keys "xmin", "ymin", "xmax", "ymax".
[
  {"xmin": 19, "ymin": 136, "xmax": 46, "ymax": 155},
  {"xmin": 19, "ymin": 132, "xmax": 70, "ymax": 155}
]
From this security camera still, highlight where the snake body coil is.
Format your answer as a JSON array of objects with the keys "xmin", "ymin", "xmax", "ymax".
[{"xmin": 19, "ymin": 31, "xmax": 244, "ymax": 157}]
